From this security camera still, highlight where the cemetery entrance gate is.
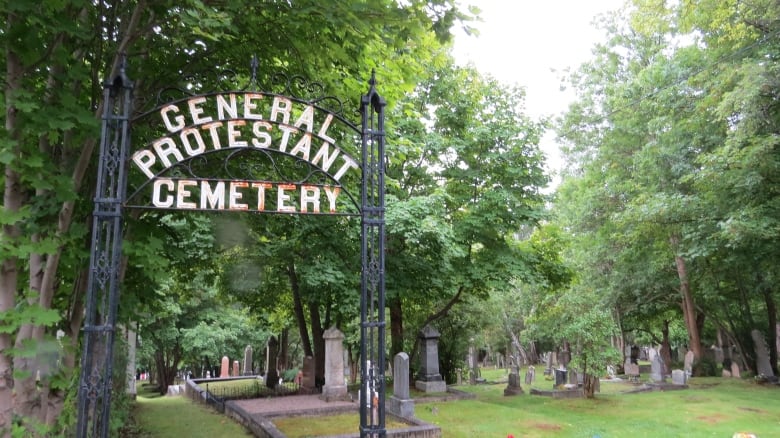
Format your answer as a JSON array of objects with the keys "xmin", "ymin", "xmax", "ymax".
[{"xmin": 75, "ymin": 60, "xmax": 387, "ymax": 438}]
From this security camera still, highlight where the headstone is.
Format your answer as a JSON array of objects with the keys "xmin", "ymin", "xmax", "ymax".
[
  {"xmin": 544, "ymin": 352, "xmax": 552, "ymax": 375},
  {"xmin": 243, "ymin": 345, "xmax": 253, "ymax": 375},
  {"xmin": 550, "ymin": 351, "xmax": 558, "ymax": 367},
  {"xmin": 722, "ymin": 369, "xmax": 732, "ymax": 378},
  {"xmin": 677, "ymin": 347, "xmax": 687, "ymax": 363},
  {"xmin": 730, "ymin": 361, "xmax": 741, "ymax": 378},
  {"xmin": 220, "ymin": 356, "xmax": 229, "ymax": 378},
  {"xmin": 559, "ymin": 344, "xmax": 571, "ymax": 370},
  {"xmin": 606, "ymin": 364, "xmax": 616, "ymax": 379},
  {"xmin": 415, "ymin": 326, "xmax": 447, "ymax": 392},
  {"xmin": 671, "ymin": 369, "xmax": 686, "ymax": 385},
  {"xmin": 388, "ymin": 352, "xmax": 415, "ymax": 418},
  {"xmin": 569, "ymin": 369, "xmax": 578, "ymax": 385},
  {"xmin": 684, "ymin": 350, "xmax": 695, "ymax": 377},
  {"xmin": 630, "ymin": 345, "xmax": 639, "ymax": 364},
  {"xmin": 321, "ymin": 327, "xmax": 349, "ymax": 401},
  {"xmin": 713, "ymin": 347, "xmax": 724, "ymax": 365},
  {"xmin": 640, "ymin": 347, "xmax": 649, "ymax": 361},
  {"xmin": 624, "ymin": 362, "xmax": 640, "ymax": 382},
  {"xmin": 524, "ymin": 365, "xmax": 535, "ymax": 385},
  {"xmin": 232, "ymin": 360, "xmax": 239, "ymax": 377},
  {"xmin": 647, "ymin": 347, "xmax": 657, "ymax": 363},
  {"xmin": 504, "ymin": 365, "xmax": 523, "ymax": 396},
  {"xmin": 456, "ymin": 368, "xmax": 462, "ymax": 386},
  {"xmin": 650, "ymin": 353, "xmax": 665, "ymax": 382},
  {"xmin": 468, "ymin": 338, "xmax": 478, "ymax": 385},
  {"xmin": 301, "ymin": 356, "xmax": 316, "ymax": 392},
  {"xmin": 554, "ymin": 368, "xmax": 567, "ymax": 388},
  {"xmin": 265, "ymin": 336, "xmax": 279, "ymax": 389},
  {"xmin": 751, "ymin": 329, "xmax": 775, "ymax": 377}
]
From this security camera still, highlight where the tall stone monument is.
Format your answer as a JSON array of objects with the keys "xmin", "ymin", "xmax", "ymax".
[
  {"xmin": 265, "ymin": 336, "xmax": 279, "ymax": 389},
  {"xmin": 243, "ymin": 345, "xmax": 253, "ymax": 375},
  {"xmin": 415, "ymin": 325, "xmax": 447, "ymax": 393},
  {"xmin": 220, "ymin": 356, "xmax": 229, "ymax": 378},
  {"xmin": 321, "ymin": 327, "xmax": 349, "ymax": 401},
  {"xmin": 389, "ymin": 352, "xmax": 415, "ymax": 418}
]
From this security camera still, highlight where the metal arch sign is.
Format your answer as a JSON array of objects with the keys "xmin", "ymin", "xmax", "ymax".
[
  {"xmin": 125, "ymin": 90, "xmax": 363, "ymax": 215},
  {"xmin": 77, "ymin": 60, "xmax": 387, "ymax": 438}
]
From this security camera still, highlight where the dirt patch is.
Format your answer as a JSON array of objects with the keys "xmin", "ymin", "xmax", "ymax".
[
  {"xmin": 530, "ymin": 422, "xmax": 562, "ymax": 431},
  {"xmin": 738, "ymin": 406, "xmax": 768, "ymax": 414},
  {"xmin": 695, "ymin": 413, "xmax": 726, "ymax": 424}
]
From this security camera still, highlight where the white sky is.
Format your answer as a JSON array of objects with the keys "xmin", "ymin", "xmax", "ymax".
[{"xmin": 452, "ymin": 0, "xmax": 624, "ymax": 189}]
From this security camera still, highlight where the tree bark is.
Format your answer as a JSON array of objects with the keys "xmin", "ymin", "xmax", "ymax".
[
  {"xmin": 389, "ymin": 297, "xmax": 404, "ymax": 358},
  {"xmin": 288, "ymin": 262, "xmax": 313, "ymax": 358},
  {"xmin": 670, "ymin": 235, "xmax": 703, "ymax": 359},
  {"xmin": 1, "ymin": 13, "xmax": 24, "ymax": 430},
  {"xmin": 763, "ymin": 287, "xmax": 778, "ymax": 376}
]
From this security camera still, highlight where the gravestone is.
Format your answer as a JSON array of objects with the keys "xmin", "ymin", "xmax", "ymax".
[
  {"xmin": 624, "ymin": 362, "xmax": 640, "ymax": 382},
  {"xmin": 504, "ymin": 365, "xmax": 524, "ymax": 396},
  {"xmin": 671, "ymin": 369, "xmax": 686, "ymax": 385},
  {"xmin": 722, "ymin": 369, "xmax": 732, "ymax": 378},
  {"xmin": 647, "ymin": 347, "xmax": 656, "ymax": 363},
  {"xmin": 569, "ymin": 369, "xmax": 578, "ymax": 385},
  {"xmin": 550, "ymin": 351, "xmax": 558, "ymax": 367},
  {"xmin": 301, "ymin": 355, "xmax": 316, "ymax": 393},
  {"xmin": 220, "ymin": 356, "xmax": 229, "ymax": 378},
  {"xmin": 713, "ymin": 347, "xmax": 724, "ymax": 365},
  {"xmin": 559, "ymin": 344, "xmax": 571, "ymax": 370},
  {"xmin": 232, "ymin": 360, "xmax": 239, "ymax": 377},
  {"xmin": 321, "ymin": 327, "xmax": 349, "ymax": 401},
  {"xmin": 468, "ymin": 338, "xmax": 478, "ymax": 385},
  {"xmin": 243, "ymin": 345, "xmax": 253, "ymax": 375},
  {"xmin": 751, "ymin": 329, "xmax": 775, "ymax": 378},
  {"xmin": 554, "ymin": 368, "xmax": 567, "ymax": 387},
  {"xmin": 265, "ymin": 336, "xmax": 279, "ymax": 389},
  {"xmin": 544, "ymin": 352, "xmax": 552, "ymax": 376},
  {"xmin": 388, "ymin": 352, "xmax": 415, "ymax": 418},
  {"xmin": 677, "ymin": 346, "xmax": 687, "ymax": 362},
  {"xmin": 684, "ymin": 350, "xmax": 695, "ymax": 377},
  {"xmin": 640, "ymin": 347, "xmax": 649, "ymax": 361},
  {"xmin": 524, "ymin": 365, "xmax": 535, "ymax": 385},
  {"xmin": 650, "ymin": 352, "xmax": 665, "ymax": 382},
  {"xmin": 416, "ymin": 326, "xmax": 447, "ymax": 392},
  {"xmin": 730, "ymin": 361, "xmax": 741, "ymax": 378}
]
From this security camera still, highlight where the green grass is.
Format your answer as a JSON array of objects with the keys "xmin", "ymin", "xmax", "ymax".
[
  {"xmin": 130, "ymin": 374, "xmax": 779, "ymax": 438},
  {"xmin": 128, "ymin": 383, "xmax": 253, "ymax": 437}
]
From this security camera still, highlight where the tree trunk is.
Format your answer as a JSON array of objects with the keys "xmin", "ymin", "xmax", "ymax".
[
  {"xmin": 670, "ymin": 235, "xmax": 703, "ymax": 359},
  {"xmin": 389, "ymin": 297, "xmax": 404, "ymax": 358},
  {"xmin": 309, "ymin": 302, "xmax": 325, "ymax": 386},
  {"xmin": 660, "ymin": 320, "xmax": 672, "ymax": 375},
  {"xmin": 582, "ymin": 373, "xmax": 599, "ymax": 398},
  {"xmin": 763, "ymin": 287, "xmax": 778, "ymax": 376},
  {"xmin": 288, "ymin": 262, "xmax": 313, "ymax": 358}
]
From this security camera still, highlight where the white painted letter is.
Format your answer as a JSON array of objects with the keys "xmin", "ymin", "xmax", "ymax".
[
  {"xmin": 180, "ymin": 128, "xmax": 206, "ymax": 156},
  {"xmin": 188, "ymin": 96, "xmax": 212, "ymax": 125},
  {"xmin": 176, "ymin": 180, "xmax": 197, "ymax": 209},
  {"xmin": 270, "ymin": 96, "xmax": 291, "ymax": 124},
  {"xmin": 132, "ymin": 149, "xmax": 157, "ymax": 179},
  {"xmin": 160, "ymin": 105, "xmax": 185, "ymax": 133},
  {"xmin": 252, "ymin": 121, "xmax": 273, "ymax": 148},
  {"xmin": 324, "ymin": 186, "xmax": 340, "ymax": 213},
  {"xmin": 201, "ymin": 180, "xmax": 225, "ymax": 209},
  {"xmin": 243, "ymin": 93, "xmax": 263, "ymax": 120},
  {"xmin": 300, "ymin": 185, "xmax": 320, "ymax": 213},
  {"xmin": 228, "ymin": 181, "xmax": 249, "ymax": 210},
  {"xmin": 216, "ymin": 94, "xmax": 238, "ymax": 120},
  {"xmin": 152, "ymin": 179, "xmax": 174, "ymax": 208},
  {"xmin": 277, "ymin": 184, "xmax": 296, "ymax": 212},
  {"xmin": 152, "ymin": 137, "xmax": 184, "ymax": 168},
  {"xmin": 227, "ymin": 120, "xmax": 247, "ymax": 147},
  {"xmin": 252, "ymin": 182, "xmax": 272, "ymax": 211}
]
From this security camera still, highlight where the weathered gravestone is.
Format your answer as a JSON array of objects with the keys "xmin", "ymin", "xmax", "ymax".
[
  {"xmin": 713, "ymin": 347, "xmax": 724, "ymax": 365},
  {"xmin": 730, "ymin": 361, "xmax": 741, "ymax": 378},
  {"xmin": 544, "ymin": 352, "xmax": 552, "ymax": 376},
  {"xmin": 650, "ymin": 352, "xmax": 665, "ymax": 383},
  {"xmin": 504, "ymin": 365, "xmax": 524, "ymax": 396},
  {"xmin": 220, "ymin": 356, "xmax": 229, "ymax": 378},
  {"xmin": 416, "ymin": 325, "xmax": 447, "ymax": 393},
  {"xmin": 647, "ymin": 347, "xmax": 656, "ymax": 363},
  {"xmin": 524, "ymin": 365, "xmax": 535, "ymax": 385},
  {"xmin": 624, "ymin": 361, "xmax": 640, "ymax": 382},
  {"xmin": 265, "ymin": 336, "xmax": 279, "ymax": 389},
  {"xmin": 684, "ymin": 350, "xmax": 695, "ymax": 377},
  {"xmin": 389, "ymin": 352, "xmax": 415, "ymax": 418},
  {"xmin": 751, "ymin": 329, "xmax": 775, "ymax": 378},
  {"xmin": 232, "ymin": 360, "xmax": 239, "ymax": 377},
  {"xmin": 301, "ymin": 355, "xmax": 316, "ymax": 393},
  {"xmin": 671, "ymin": 369, "xmax": 686, "ymax": 385},
  {"xmin": 243, "ymin": 345, "xmax": 253, "ymax": 375},
  {"xmin": 321, "ymin": 327, "xmax": 349, "ymax": 401}
]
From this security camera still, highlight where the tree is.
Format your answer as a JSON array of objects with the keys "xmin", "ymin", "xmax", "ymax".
[{"xmin": 1, "ymin": 0, "xmax": 476, "ymax": 432}]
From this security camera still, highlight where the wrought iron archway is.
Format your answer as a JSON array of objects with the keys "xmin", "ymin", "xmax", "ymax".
[{"xmin": 76, "ymin": 59, "xmax": 387, "ymax": 438}]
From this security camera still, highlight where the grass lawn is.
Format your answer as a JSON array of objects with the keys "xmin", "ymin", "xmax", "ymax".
[
  {"xmin": 130, "ymin": 370, "xmax": 779, "ymax": 437},
  {"xmin": 127, "ymin": 383, "xmax": 253, "ymax": 437}
]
